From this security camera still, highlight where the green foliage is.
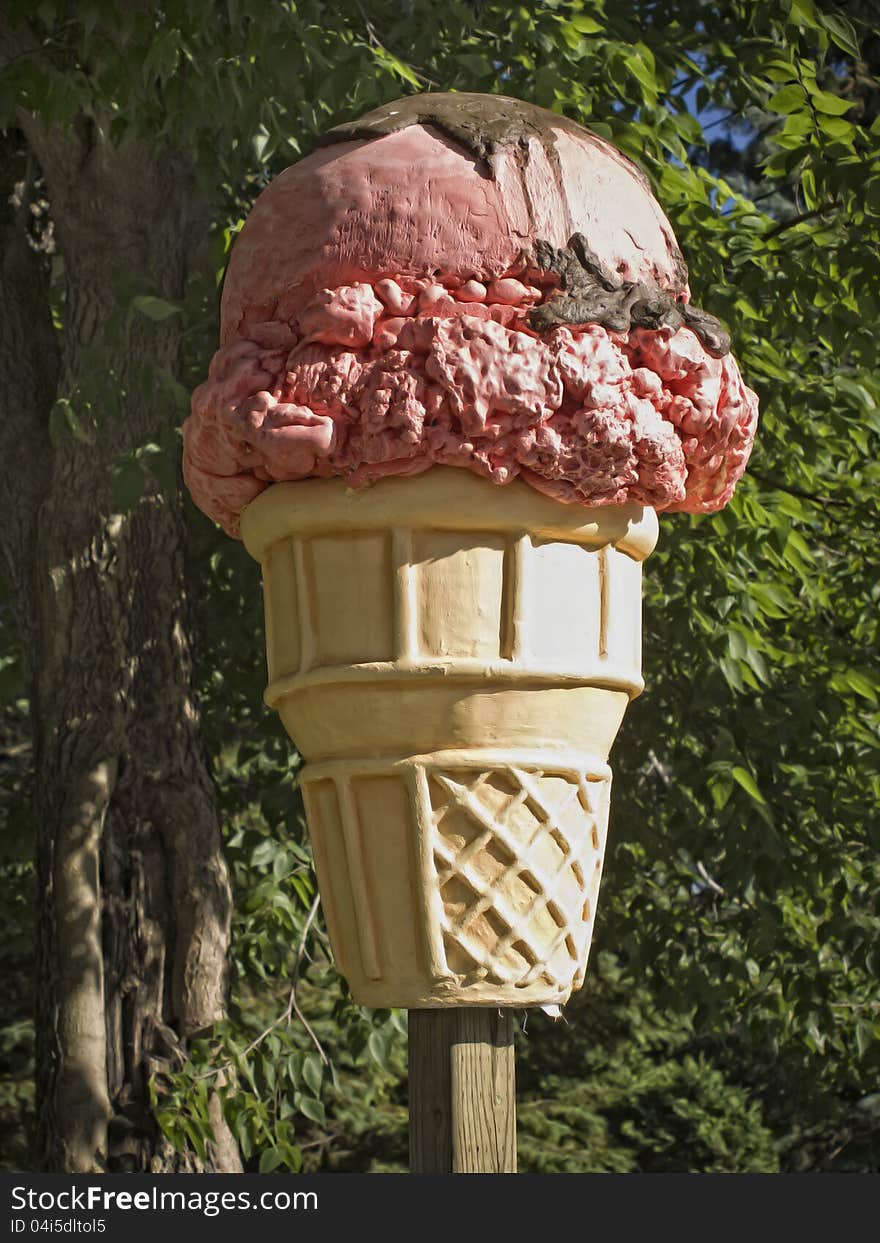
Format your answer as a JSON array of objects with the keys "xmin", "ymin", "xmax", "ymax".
[
  {"xmin": 1, "ymin": 0, "xmax": 879, "ymax": 1172},
  {"xmin": 146, "ymin": 742, "xmax": 407, "ymax": 1172},
  {"xmin": 518, "ymin": 1061, "xmax": 777, "ymax": 1173}
]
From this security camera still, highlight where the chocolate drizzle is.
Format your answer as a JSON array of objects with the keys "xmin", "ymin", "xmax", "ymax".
[
  {"xmin": 318, "ymin": 93, "xmax": 730, "ymax": 357},
  {"xmin": 318, "ymin": 91, "xmax": 615, "ymax": 179},
  {"xmin": 528, "ymin": 235, "xmax": 731, "ymax": 356}
]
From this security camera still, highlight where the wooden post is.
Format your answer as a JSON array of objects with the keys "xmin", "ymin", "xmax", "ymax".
[{"xmin": 408, "ymin": 1008, "xmax": 516, "ymax": 1173}]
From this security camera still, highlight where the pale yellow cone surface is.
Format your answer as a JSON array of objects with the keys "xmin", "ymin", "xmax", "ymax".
[{"xmin": 241, "ymin": 468, "xmax": 657, "ymax": 1008}]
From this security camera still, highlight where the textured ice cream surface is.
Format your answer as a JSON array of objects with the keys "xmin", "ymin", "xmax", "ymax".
[{"xmin": 184, "ymin": 94, "xmax": 758, "ymax": 536}]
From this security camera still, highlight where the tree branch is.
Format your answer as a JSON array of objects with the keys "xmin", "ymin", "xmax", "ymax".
[
  {"xmin": 752, "ymin": 473, "xmax": 855, "ymax": 510},
  {"xmin": 762, "ymin": 203, "xmax": 840, "ymax": 239},
  {"xmin": 195, "ymin": 891, "xmax": 327, "ymax": 1086}
]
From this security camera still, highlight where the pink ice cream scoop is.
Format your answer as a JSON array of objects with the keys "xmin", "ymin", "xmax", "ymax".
[{"xmin": 184, "ymin": 94, "xmax": 758, "ymax": 536}]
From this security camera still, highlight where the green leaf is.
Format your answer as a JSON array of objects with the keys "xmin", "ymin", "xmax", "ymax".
[
  {"xmin": 143, "ymin": 29, "xmax": 181, "ymax": 82},
  {"xmin": 367, "ymin": 1029, "xmax": 388, "ymax": 1067},
  {"xmin": 855, "ymin": 1022, "xmax": 874, "ymax": 1058},
  {"xmin": 768, "ymin": 84, "xmax": 805, "ymax": 114},
  {"xmin": 180, "ymin": 1118, "xmax": 207, "ymax": 1161},
  {"xmin": 750, "ymin": 582, "xmax": 791, "ymax": 618},
  {"xmin": 302, "ymin": 1053, "xmax": 323, "ymax": 1096},
  {"xmin": 818, "ymin": 116, "xmax": 854, "ymax": 141},
  {"xmin": 272, "ymin": 848, "xmax": 290, "ymax": 879},
  {"xmin": 820, "ymin": 13, "xmax": 860, "ymax": 59},
  {"xmin": 623, "ymin": 52, "xmax": 657, "ymax": 98},
  {"xmin": 719, "ymin": 655, "xmax": 745, "ymax": 694},
  {"xmin": 830, "ymin": 671, "xmax": 878, "ymax": 703},
  {"xmin": 251, "ymin": 124, "xmax": 272, "ymax": 163},
  {"xmin": 809, "ymin": 91, "xmax": 854, "ymax": 116},
  {"xmin": 835, "ymin": 375, "xmax": 877, "ymax": 411},
  {"xmin": 570, "ymin": 16, "xmax": 603, "ymax": 34},
  {"xmin": 372, "ymin": 47, "xmax": 421, "ymax": 88},
  {"xmin": 48, "ymin": 399, "xmax": 83, "ymax": 446},
  {"xmin": 286, "ymin": 1051, "xmax": 302, "ymax": 1086},
  {"xmin": 731, "ymin": 767, "xmax": 766, "ymax": 805},
  {"xmin": 251, "ymin": 839, "xmax": 277, "ymax": 868},
  {"xmin": 800, "ymin": 168, "xmax": 817, "ymax": 211},
  {"xmin": 779, "ymin": 109, "xmax": 814, "ymax": 139},
  {"xmin": 788, "ymin": 0, "xmax": 820, "ymax": 29},
  {"xmin": 280, "ymin": 1143, "xmax": 302, "ymax": 1172},
  {"xmin": 559, "ymin": 23, "xmax": 584, "ymax": 51},
  {"xmin": 298, "ymin": 1096, "xmax": 326, "ymax": 1126},
  {"xmin": 806, "ymin": 1016, "xmax": 826, "ymax": 1054},
  {"xmin": 259, "ymin": 1147, "xmax": 283, "ymax": 1173},
  {"xmin": 132, "ymin": 294, "xmax": 182, "ymax": 321},
  {"xmin": 743, "ymin": 645, "xmax": 769, "ymax": 684},
  {"xmin": 709, "ymin": 772, "xmax": 734, "ymax": 811}
]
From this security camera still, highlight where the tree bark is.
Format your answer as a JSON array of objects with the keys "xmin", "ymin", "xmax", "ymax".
[{"xmin": 0, "ymin": 110, "xmax": 239, "ymax": 1172}]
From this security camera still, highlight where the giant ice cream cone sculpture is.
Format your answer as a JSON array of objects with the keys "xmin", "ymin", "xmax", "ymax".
[{"xmin": 184, "ymin": 94, "xmax": 758, "ymax": 1008}]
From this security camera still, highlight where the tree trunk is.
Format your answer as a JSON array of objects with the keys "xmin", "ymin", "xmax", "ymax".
[{"xmin": 0, "ymin": 114, "xmax": 239, "ymax": 1172}]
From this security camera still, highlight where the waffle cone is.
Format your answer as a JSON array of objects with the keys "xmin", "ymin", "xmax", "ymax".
[{"xmin": 241, "ymin": 468, "xmax": 657, "ymax": 1008}]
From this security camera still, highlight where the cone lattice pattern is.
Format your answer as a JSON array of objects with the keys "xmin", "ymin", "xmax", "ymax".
[
  {"xmin": 428, "ymin": 764, "xmax": 605, "ymax": 993},
  {"xmin": 242, "ymin": 470, "xmax": 657, "ymax": 1007},
  {"xmin": 302, "ymin": 751, "xmax": 610, "ymax": 1006}
]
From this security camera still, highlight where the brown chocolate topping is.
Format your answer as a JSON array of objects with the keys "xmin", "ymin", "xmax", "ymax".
[
  {"xmin": 528, "ymin": 235, "xmax": 731, "ymax": 356},
  {"xmin": 319, "ymin": 91, "xmax": 647, "ymax": 182},
  {"xmin": 318, "ymin": 93, "xmax": 729, "ymax": 356}
]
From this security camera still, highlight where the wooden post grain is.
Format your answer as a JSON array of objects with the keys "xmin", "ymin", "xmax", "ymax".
[{"xmin": 408, "ymin": 1008, "xmax": 516, "ymax": 1173}]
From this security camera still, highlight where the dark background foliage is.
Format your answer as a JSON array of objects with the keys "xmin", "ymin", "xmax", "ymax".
[{"xmin": 1, "ymin": 0, "xmax": 878, "ymax": 1172}]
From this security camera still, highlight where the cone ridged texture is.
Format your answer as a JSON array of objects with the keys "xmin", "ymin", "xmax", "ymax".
[{"xmin": 242, "ymin": 468, "xmax": 657, "ymax": 1007}]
